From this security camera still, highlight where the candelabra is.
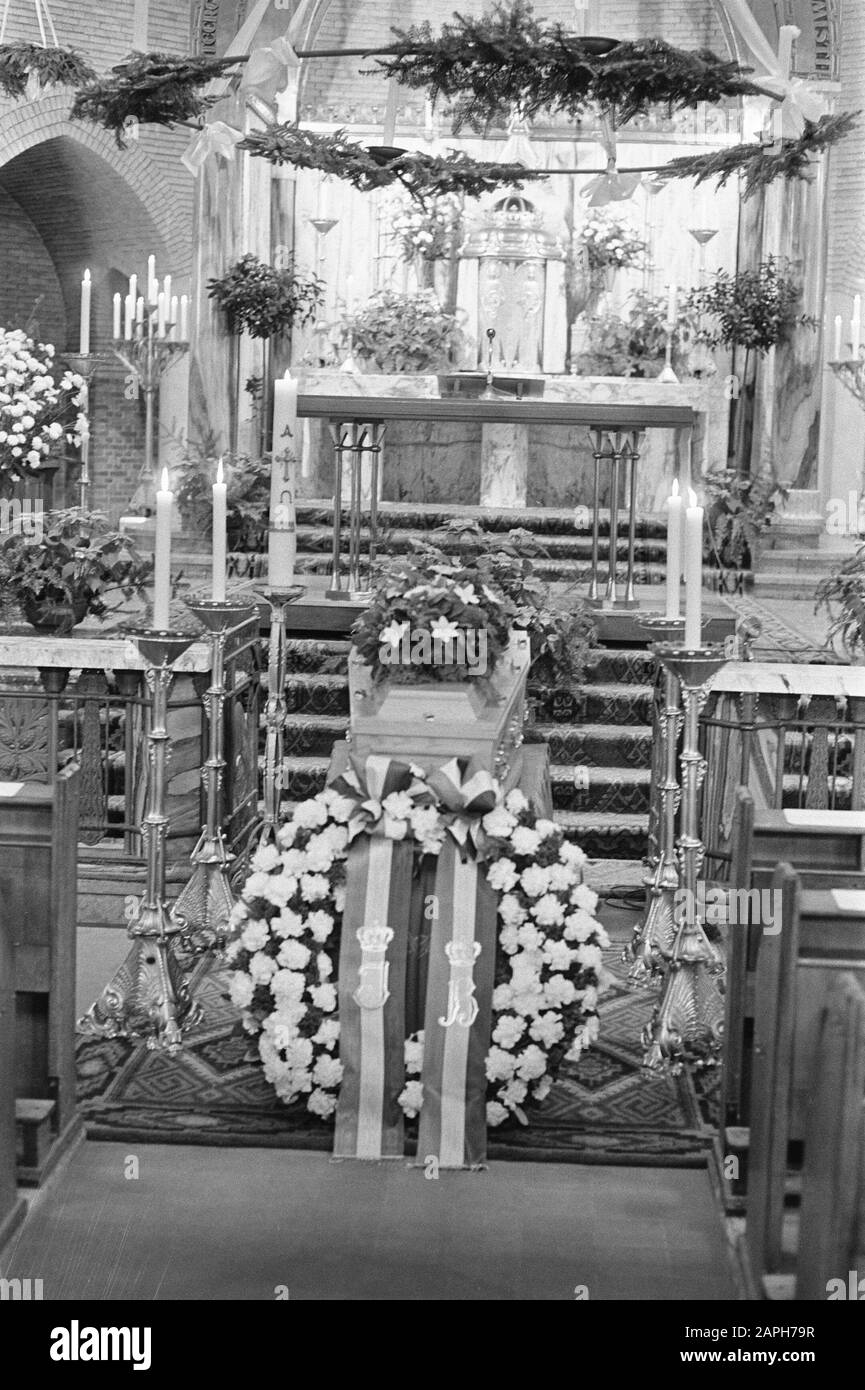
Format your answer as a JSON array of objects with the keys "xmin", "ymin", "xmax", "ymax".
[
  {"xmin": 78, "ymin": 631, "xmax": 202, "ymax": 1052},
  {"xmin": 174, "ymin": 599, "xmax": 257, "ymax": 952},
  {"xmin": 626, "ymin": 615, "xmax": 685, "ymax": 984},
  {"xmin": 829, "ymin": 354, "xmax": 865, "ymax": 412},
  {"xmin": 113, "ymin": 308, "xmax": 190, "ymax": 513},
  {"xmin": 63, "ymin": 351, "xmax": 102, "ymax": 508},
  {"xmin": 642, "ymin": 643, "xmax": 727, "ymax": 1072}
]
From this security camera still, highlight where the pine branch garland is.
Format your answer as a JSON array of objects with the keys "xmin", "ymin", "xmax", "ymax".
[
  {"xmin": 0, "ymin": 43, "xmax": 95, "ymax": 99},
  {"xmin": 655, "ymin": 112, "xmax": 859, "ymax": 198},
  {"xmin": 70, "ymin": 51, "xmax": 242, "ymax": 145},
  {"xmin": 376, "ymin": 1, "xmax": 766, "ymax": 132},
  {"xmin": 238, "ymin": 124, "xmax": 546, "ymax": 204}
]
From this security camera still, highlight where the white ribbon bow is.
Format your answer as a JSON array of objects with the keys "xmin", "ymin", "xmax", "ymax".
[
  {"xmin": 581, "ymin": 114, "xmax": 640, "ymax": 205},
  {"xmin": 724, "ymin": 0, "xmax": 822, "ymax": 137},
  {"xmin": 181, "ymin": 121, "xmax": 243, "ymax": 175},
  {"xmin": 241, "ymin": 35, "xmax": 300, "ymax": 105}
]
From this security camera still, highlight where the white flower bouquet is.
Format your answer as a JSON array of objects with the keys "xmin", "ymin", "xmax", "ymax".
[{"xmin": 0, "ymin": 329, "xmax": 84, "ymax": 493}]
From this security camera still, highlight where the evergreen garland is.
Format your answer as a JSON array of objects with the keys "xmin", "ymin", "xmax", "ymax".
[
  {"xmin": 71, "ymin": 51, "xmax": 242, "ymax": 145},
  {"xmin": 238, "ymin": 124, "xmax": 546, "ymax": 205},
  {"xmin": 656, "ymin": 112, "xmax": 859, "ymax": 198},
  {"xmin": 376, "ymin": 0, "xmax": 766, "ymax": 132},
  {"xmin": 0, "ymin": 43, "xmax": 95, "ymax": 99}
]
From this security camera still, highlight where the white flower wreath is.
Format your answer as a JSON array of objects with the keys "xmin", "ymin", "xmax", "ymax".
[{"xmin": 227, "ymin": 781, "xmax": 608, "ymax": 1129}]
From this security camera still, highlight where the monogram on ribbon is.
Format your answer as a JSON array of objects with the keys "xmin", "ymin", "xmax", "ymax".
[
  {"xmin": 329, "ymin": 754, "xmax": 432, "ymax": 844},
  {"xmin": 352, "ymin": 923, "xmax": 394, "ymax": 1011},
  {"xmin": 439, "ymin": 940, "xmax": 482, "ymax": 1028},
  {"xmin": 425, "ymin": 757, "xmax": 498, "ymax": 858}
]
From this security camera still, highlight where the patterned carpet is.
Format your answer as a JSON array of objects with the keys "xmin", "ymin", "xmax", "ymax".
[{"xmin": 77, "ymin": 913, "xmax": 714, "ymax": 1168}]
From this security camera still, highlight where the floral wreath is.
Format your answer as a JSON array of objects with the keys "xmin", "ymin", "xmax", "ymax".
[{"xmin": 227, "ymin": 774, "xmax": 608, "ymax": 1129}]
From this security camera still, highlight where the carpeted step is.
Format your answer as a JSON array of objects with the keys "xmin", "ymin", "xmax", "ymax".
[
  {"xmin": 528, "ymin": 722, "xmax": 653, "ymax": 769},
  {"xmin": 283, "ymin": 713, "xmax": 348, "ymax": 758},
  {"xmin": 294, "ymin": 522, "xmax": 667, "ymax": 564},
  {"xmin": 556, "ymin": 810, "xmax": 650, "ymax": 861},
  {"xmin": 550, "ymin": 765, "xmax": 651, "ymax": 815},
  {"xmin": 295, "ymin": 499, "xmax": 667, "ymax": 539}
]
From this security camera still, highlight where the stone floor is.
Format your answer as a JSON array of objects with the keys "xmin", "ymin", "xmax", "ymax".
[{"xmin": 2, "ymin": 1141, "xmax": 737, "ymax": 1301}]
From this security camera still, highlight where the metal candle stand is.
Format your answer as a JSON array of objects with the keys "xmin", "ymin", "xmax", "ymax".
[
  {"xmin": 642, "ymin": 643, "xmax": 727, "ymax": 1073},
  {"xmin": 326, "ymin": 420, "xmax": 383, "ymax": 600},
  {"xmin": 173, "ymin": 599, "xmax": 257, "ymax": 952},
  {"xmin": 587, "ymin": 428, "xmax": 643, "ymax": 609},
  {"xmin": 626, "ymin": 615, "xmax": 685, "ymax": 984},
  {"xmin": 63, "ymin": 351, "xmax": 100, "ymax": 508},
  {"xmin": 78, "ymin": 631, "xmax": 202, "ymax": 1052}
]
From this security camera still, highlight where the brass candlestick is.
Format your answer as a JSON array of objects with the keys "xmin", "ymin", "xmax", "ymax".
[
  {"xmin": 627, "ymin": 615, "xmax": 685, "ymax": 984},
  {"xmin": 78, "ymin": 630, "xmax": 202, "ymax": 1052},
  {"xmin": 642, "ymin": 643, "xmax": 726, "ymax": 1072},
  {"xmin": 174, "ymin": 599, "xmax": 258, "ymax": 952}
]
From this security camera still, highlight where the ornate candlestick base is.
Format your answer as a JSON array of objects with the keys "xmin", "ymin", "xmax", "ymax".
[
  {"xmin": 642, "ymin": 643, "xmax": 726, "ymax": 1071},
  {"xmin": 174, "ymin": 599, "xmax": 258, "ymax": 953},
  {"xmin": 626, "ymin": 615, "xmax": 684, "ymax": 985},
  {"xmin": 78, "ymin": 630, "xmax": 202, "ymax": 1052}
]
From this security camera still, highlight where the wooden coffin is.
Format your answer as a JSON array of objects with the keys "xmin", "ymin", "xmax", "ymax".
[{"xmin": 348, "ymin": 630, "xmax": 531, "ymax": 777}]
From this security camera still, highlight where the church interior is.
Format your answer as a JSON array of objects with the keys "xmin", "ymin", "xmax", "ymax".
[{"xmin": 0, "ymin": 0, "xmax": 863, "ymax": 1321}]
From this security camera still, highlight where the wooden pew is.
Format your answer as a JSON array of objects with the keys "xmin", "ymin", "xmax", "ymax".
[
  {"xmin": 0, "ymin": 768, "xmax": 81, "ymax": 1184},
  {"xmin": 722, "ymin": 789, "xmax": 865, "ymax": 1133},
  {"xmin": 745, "ymin": 866, "xmax": 865, "ymax": 1296}
]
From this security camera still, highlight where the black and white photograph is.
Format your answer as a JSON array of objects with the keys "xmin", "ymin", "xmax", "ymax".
[{"xmin": 0, "ymin": 0, "xmax": 862, "ymax": 1349}]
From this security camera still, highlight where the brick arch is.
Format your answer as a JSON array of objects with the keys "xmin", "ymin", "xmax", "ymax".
[{"xmin": 0, "ymin": 92, "xmax": 185, "ymax": 267}]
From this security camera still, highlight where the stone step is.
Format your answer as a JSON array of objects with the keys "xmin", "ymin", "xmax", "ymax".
[{"xmin": 295, "ymin": 499, "xmax": 667, "ymax": 539}]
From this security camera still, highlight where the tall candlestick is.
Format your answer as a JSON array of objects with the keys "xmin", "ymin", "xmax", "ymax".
[
  {"xmin": 147, "ymin": 254, "xmax": 157, "ymax": 304},
  {"xmin": 852, "ymin": 294, "xmax": 862, "ymax": 359},
  {"xmin": 834, "ymin": 314, "xmax": 843, "ymax": 361},
  {"xmin": 665, "ymin": 478, "xmax": 683, "ymax": 620},
  {"xmin": 153, "ymin": 467, "xmax": 173, "ymax": 630},
  {"xmin": 79, "ymin": 269, "xmax": 91, "ymax": 355},
  {"xmin": 684, "ymin": 488, "xmax": 703, "ymax": 650},
  {"xmin": 179, "ymin": 295, "xmax": 189, "ymax": 341},
  {"xmin": 113, "ymin": 292, "xmax": 122, "ymax": 341},
  {"xmin": 269, "ymin": 370, "xmax": 298, "ymax": 590},
  {"xmin": 212, "ymin": 457, "xmax": 227, "ymax": 603}
]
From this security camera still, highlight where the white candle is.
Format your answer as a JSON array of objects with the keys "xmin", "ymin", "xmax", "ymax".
[
  {"xmin": 157, "ymin": 291, "xmax": 166, "ymax": 338},
  {"xmin": 123, "ymin": 294, "xmax": 133, "ymax": 340},
  {"xmin": 834, "ymin": 314, "xmax": 843, "ymax": 361},
  {"xmin": 169, "ymin": 295, "xmax": 179, "ymax": 340},
  {"xmin": 212, "ymin": 457, "xmax": 227, "ymax": 603},
  {"xmin": 345, "ymin": 272, "xmax": 355, "ymax": 311},
  {"xmin": 112, "ymin": 292, "xmax": 122, "ymax": 340},
  {"xmin": 153, "ymin": 467, "xmax": 173, "ymax": 631},
  {"xmin": 163, "ymin": 274, "xmax": 172, "ymax": 309},
  {"xmin": 852, "ymin": 294, "xmax": 862, "ymax": 359},
  {"xmin": 269, "ymin": 369, "xmax": 298, "ymax": 590},
  {"xmin": 136, "ymin": 295, "xmax": 144, "ymax": 327},
  {"xmin": 665, "ymin": 478, "xmax": 683, "ymax": 620},
  {"xmin": 666, "ymin": 282, "xmax": 678, "ymax": 327},
  {"xmin": 128, "ymin": 273, "xmax": 137, "ymax": 307},
  {"xmin": 179, "ymin": 295, "xmax": 189, "ymax": 341},
  {"xmin": 684, "ymin": 487, "xmax": 703, "ymax": 650},
  {"xmin": 79, "ymin": 269, "xmax": 91, "ymax": 354},
  {"xmin": 147, "ymin": 254, "xmax": 157, "ymax": 304}
]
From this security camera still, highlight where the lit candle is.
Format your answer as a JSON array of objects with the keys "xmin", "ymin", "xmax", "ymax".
[
  {"xmin": 157, "ymin": 291, "xmax": 166, "ymax": 338},
  {"xmin": 666, "ymin": 281, "xmax": 678, "ymax": 327},
  {"xmin": 269, "ymin": 369, "xmax": 298, "ymax": 590},
  {"xmin": 852, "ymin": 294, "xmax": 862, "ymax": 359},
  {"xmin": 79, "ymin": 269, "xmax": 91, "ymax": 354},
  {"xmin": 153, "ymin": 467, "xmax": 173, "ymax": 631},
  {"xmin": 212, "ymin": 457, "xmax": 227, "ymax": 603},
  {"xmin": 834, "ymin": 314, "xmax": 843, "ymax": 362},
  {"xmin": 147, "ymin": 254, "xmax": 157, "ymax": 304},
  {"xmin": 684, "ymin": 487, "xmax": 703, "ymax": 650},
  {"xmin": 123, "ymin": 294, "xmax": 133, "ymax": 340},
  {"xmin": 179, "ymin": 295, "xmax": 189, "ymax": 341},
  {"xmin": 112, "ymin": 292, "xmax": 122, "ymax": 340},
  {"xmin": 665, "ymin": 478, "xmax": 682, "ymax": 620}
]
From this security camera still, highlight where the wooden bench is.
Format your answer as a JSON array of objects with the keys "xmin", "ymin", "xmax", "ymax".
[
  {"xmin": 722, "ymin": 790, "xmax": 865, "ymax": 1134},
  {"xmin": 745, "ymin": 866, "xmax": 865, "ymax": 1295},
  {"xmin": 0, "ymin": 768, "xmax": 81, "ymax": 1185}
]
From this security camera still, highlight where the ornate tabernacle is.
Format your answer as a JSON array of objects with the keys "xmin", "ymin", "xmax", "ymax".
[{"xmin": 347, "ymin": 630, "xmax": 531, "ymax": 779}]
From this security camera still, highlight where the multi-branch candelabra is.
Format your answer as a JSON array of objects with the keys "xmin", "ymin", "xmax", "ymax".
[
  {"xmin": 174, "ymin": 599, "xmax": 257, "ymax": 952},
  {"xmin": 113, "ymin": 307, "xmax": 189, "ymax": 512},
  {"xmin": 627, "ymin": 615, "xmax": 685, "ymax": 984},
  {"xmin": 79, "ymin": 631, "xmax": 202, "ymax": 1051},
  {"xmin": 642, "ymin": 642, "xmax": 727, "ymax": 1073}
]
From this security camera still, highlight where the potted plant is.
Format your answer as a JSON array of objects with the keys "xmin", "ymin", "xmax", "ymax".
[
  {"xmin": 343, "ymin": 288, "xmax": 466, "ymax": 374},
  {"xmin": 174, "ymin": 441, "xmax": 271, "ymax": 553},
  {"xmin": 815, "ymin": 547, "xmax": 865, "ymax": 662},
  {"xmin": 0, "ymin": 327, "xmax": 85, "ymax": 499},
  {"xmin": 574, "ymin": 291, "xmax": 698, "ymax": 377},
  {"xmin": 0, "ymin": 507, "xmax": 152, "ymax": 633},
  {"xmin": 702, "ymin": 468, "xmax": 788, "ymax": 592}
]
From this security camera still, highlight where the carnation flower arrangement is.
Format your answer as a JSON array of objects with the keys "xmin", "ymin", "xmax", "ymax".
[
  {"xmin": 575, "ymin": 212, "xmax": 647, "ymax": 274},
  {"xmin": 227, "ymin": 776, "xmax": 607, "ymax": 1129},
  {"xmin": 0, "ymin": 329, "xmax": 85, "ymax": 495}
]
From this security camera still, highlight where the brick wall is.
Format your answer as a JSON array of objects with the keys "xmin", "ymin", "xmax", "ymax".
[
  {"xmin": 0, "ymin": 187, "xmax": 66, "ymax": 342},
  {"xmin": 826, "ymin": 0, "xmax": 865, "ymax": 300}
]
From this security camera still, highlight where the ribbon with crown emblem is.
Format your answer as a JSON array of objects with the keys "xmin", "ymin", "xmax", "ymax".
[{"xmin": 417, "ymin": 759, "xmax": 500, "ymax": 1169}]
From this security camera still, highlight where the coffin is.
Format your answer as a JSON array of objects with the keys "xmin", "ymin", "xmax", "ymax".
[{"xmin": 348, "ymin": 630, "xmax": 530, "ymax": 778}]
